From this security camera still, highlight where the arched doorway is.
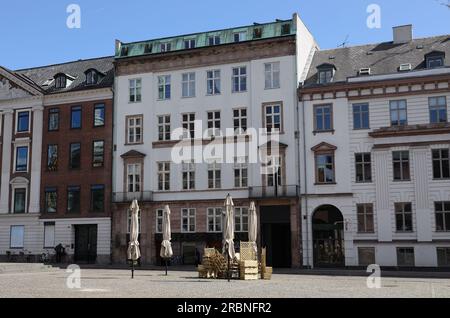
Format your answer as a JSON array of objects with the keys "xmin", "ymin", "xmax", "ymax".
[{"xmin": 312, "ymin": 205, "xmax": 345, "ymax": 267}]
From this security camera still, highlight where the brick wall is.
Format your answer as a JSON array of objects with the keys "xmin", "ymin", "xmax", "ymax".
[{"xmin": 40, "ymin": 99, "xmax": 113, "ymax": 219}]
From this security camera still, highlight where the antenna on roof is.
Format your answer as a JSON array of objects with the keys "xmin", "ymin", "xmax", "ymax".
[
  {"xmin": 337, "ymin": 34, "xmax": 350, "ymax": 48},
  {"xmin": 253, "ymin": 22, "xmax": 261, "ymax": 25},
  {"xmin": 275, "ymin": 19, "xmax": 283, "ymax": 22}
]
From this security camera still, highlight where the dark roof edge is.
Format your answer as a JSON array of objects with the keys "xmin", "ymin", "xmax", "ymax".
[
  {"xmin": 13, "ymin": 55, "xmax": 114, "ymax": 72},
  {"xmin": 316, "ymin": 34, "xmax": 450, "ymax": 53}
]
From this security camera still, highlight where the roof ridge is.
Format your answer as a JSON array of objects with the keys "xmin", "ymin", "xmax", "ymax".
[
  {"xmin": 318, "ymin": 34, "xmax": 450, "ymax": 53},
  {"xmin": 14, "ymin": 55, "xmax": 114, "ymax": 72}
]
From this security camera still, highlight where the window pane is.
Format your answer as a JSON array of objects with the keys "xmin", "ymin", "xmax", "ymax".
[
  {"xmin": 94, "ymin": 104, "xmax": 105, "ymax": 127},
  {"xmin": 13, "ymin": 189, "xmax": 26, "ymax": 213}
]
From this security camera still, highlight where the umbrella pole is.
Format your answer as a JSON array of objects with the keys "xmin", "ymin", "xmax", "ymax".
[
  {"xmin": 165, "ymin": 259, "xmax": 168, "ymax": 276},
  {"xmin": 227, "ymin": 252, "xmax": 231, "ymax": 282},
  {"xmin": 132, "ymin": 261, "xmax": 134, "ymax": 279}
]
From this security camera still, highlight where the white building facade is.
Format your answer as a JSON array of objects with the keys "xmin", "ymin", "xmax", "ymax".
[
  {"xmin": 0, "ymin": 67, "xmax": 45, "ymax": 260},
  {"xmin": 112, "ymin": 14, "xmax": 317, "ymax": 267},
  {"xmin": 299, "ymin": 27, "xmax": 450, "ymax": 268}
]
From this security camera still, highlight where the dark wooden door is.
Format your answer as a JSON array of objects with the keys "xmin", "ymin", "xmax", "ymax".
[{"xmin": 74, "ymin": 225, "xmax": 98, "ymax": 264}]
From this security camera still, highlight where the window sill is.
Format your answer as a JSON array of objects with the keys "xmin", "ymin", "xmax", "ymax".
[
  {"xmin": 264, "ymin": 86, "xmax": 280, "ymax": 90},
  {"xmin": 125, "ymin": 142, "xmax": 144, "ymax": 146},
  {"xmin": 313, "ymin": 129, "xmax": 335, "ymax": 135},
  {"xmin": 181, "ymin": 96, "xmax": 196, "ymax": 99},
  {"xmin": 206, "ymin": 93, "xmax": 221, "ymax": 97},
  {"xmin": 355, "ymin": 181, "xmax": 373, "ymax": 184},
  {"xmin": 232, "ymin": 90, "xmax": 248, "ymax": 94},
  {"xmin": 353, "ymin": 127, "xmax": 370, "ymax": 131},
  {"xmin": 393, "ymin": 179, "xmax": 412, "ymax": 182},
  {"xmin": 314, "ymin": 182, "xmax": 337, "ymax": 185}
]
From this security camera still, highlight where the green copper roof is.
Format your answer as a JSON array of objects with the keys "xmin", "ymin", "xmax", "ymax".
[{"xmin": 116, "ymin": 19, "xmax": 295, "ymax": 59}]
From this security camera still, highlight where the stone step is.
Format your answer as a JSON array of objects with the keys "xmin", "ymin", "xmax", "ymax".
[{"xmin": 0, "ymin": 263, "xmax": 59, "ymax": 274}]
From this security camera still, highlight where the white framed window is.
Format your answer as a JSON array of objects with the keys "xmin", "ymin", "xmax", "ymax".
[
  {"xmin": 184, "ymin": 39, "xmax": 196, "ymax": 49},
  {"xmin": 207, "ymin": 70, "xmax": 221, "ymax": 95},
  {"xmin": 16, "ymin": 110, "xmax": 31, "ymax": 133},
  {"xmin": 207, "ymin": 111, "xmax": 221, "ymax": 137},
  {"xmin": 157, "ymin": 162, "xmax": 170, "ymax": 191},
  {"xmin": 127, "ymin": 115, "xmax": 143, "ymax": 144},
  {"xmin": 14, "ymin": 144, "xmax": 29, "ymax": 173},
  {"xmin": 127, "ymin": 163, "xmax": 141, "ymax": 193},
  {"xmin": 266, "ymin": 156, "xmax": 282, "ymax": 187},
  {"xmin": 156, "ymin": 209, "xmax": 164, "ymax": 233},
  {"xmin": 233, "ymin": 32, "xmax": 247, "ymax": 42},
  {"xmin": 207, "ymin": 162, "xmax": 221, "ymax": 189},
  {"xmin": 182, "ymin": 113, "xmax": 195, "ymax": 139},
  {"xmin": 235, "ymin": 207, "xmax": 249, "ymax": 232},
  {"xmin": 318, "ymin": 69, "xmax": 334, "ymax": 84},
  {"xmin": 182, "ymin": 161, "xmax": 195, "ymax": 190},
  {"xmin": 182, "ymin": 72, "xmax": 196, "ymax": 98},
  {"xmin": 233, "ymin": 108, "xmax": 247, "ymax": 134},
  {"xmin": 264, "ymin": 104, "xmax": 282, "ymax": 133},
  {"xmin": 264, "ymin": 62, "xmax": 280, "ymax": 89},
  {"xmin": 160, "ymin": 42, "xmax": 171, "ymax": 52},
  {"xmin": 127, "ymin": 209, "xmax": 141, "ymax": 233},
  {"xmin": 208, "ymin": 35, "xmax": 221, "ymax": 46},
  {"xmin": 181, "ymin": 208, "xmax": 196, "ymax": 232},
  {"xmin": 10, "ymin": 225, "xmax": 24, "ymax": 249},
  {"xmin": 157, "ymin": 115, "xmax": 171, "ymax": 141},
  {"xmin": 207, "ymin": 208, "xmax": 223, "ymax": 232},
  {"xmin": 232, "ymin": 66, "xmax": 247, "ymax": 92},
  {"xmin": 234, "ymin": 157, "xmax": 248, "ymax": 188},
  {"xmin": 44, "ymin": 222, "xmax": 55, "ymax": 248},
  {"xmin": 158, "ymin": 75, "xmax": 171, "ymax": 100},
  {"xmin": 12, "ymin": 187, "xmax": 27, "ymax": 214},
  {"xmin": 129, "ymin": 79, "xmax": 142, "ymax": 103}
]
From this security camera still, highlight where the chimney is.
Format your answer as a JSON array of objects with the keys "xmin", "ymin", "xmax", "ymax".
[{"xmin": 393, "ymin": 25, "xmax": 413, "ymax": 44}]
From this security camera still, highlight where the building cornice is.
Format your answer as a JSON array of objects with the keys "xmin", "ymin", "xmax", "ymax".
[
  {"xmin": 43, "ymin": 87, "xmax": 113, "ymax": 106},
  {"xmin": 115, "ymin": 36, "xmax": 296, "ymax": 76},
  {"xmin": 298, "ymin": 73, "xmax": 450, "ymax": 101}
]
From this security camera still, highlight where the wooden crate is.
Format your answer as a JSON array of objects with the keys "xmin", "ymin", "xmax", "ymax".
[{"xmin": 240, "ymin": 273, "xmax": 259, "ymax": 280}]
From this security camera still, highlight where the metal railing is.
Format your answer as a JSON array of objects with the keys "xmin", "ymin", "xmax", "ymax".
[
  {"xmin": 112, "ymin": 191, "xmax": 153, "ymax": 203},
  {"xmin": 248, "ymin": 185, "xmax": 299, "ymax": 198}
]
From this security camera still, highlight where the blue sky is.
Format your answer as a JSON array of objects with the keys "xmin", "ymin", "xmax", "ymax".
[{"xmin": 1, "ymin": 0, "xmax": 449, "ymax": 70}]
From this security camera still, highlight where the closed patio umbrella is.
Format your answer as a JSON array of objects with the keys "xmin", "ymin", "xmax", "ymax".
[
  {"xmin": 127, "ymin": 199, "xmax": 141, "ymax": 279},
  {"xmin": 223, "ymin": 194, "xmax": 235, "ymax": 282},
  {"xmin": 248, "ymin": 201, "xmax": 258, "ymax": 256},
  {"xmin": 160, "ymin": 205, "xmax": 173, "ymax": 276}
]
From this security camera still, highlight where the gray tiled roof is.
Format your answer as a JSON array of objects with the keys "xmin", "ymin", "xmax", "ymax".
[
  {"xmin": 304, "ymin": 35, "xmax": 450, "ymax": 88},
  {"xmin": 14, "ymin": 56, "xmax": 114, "ymax": 94}
]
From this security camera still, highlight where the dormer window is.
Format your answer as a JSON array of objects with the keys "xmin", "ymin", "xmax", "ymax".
[
  {"xmin": 425, "ymin": 51, "xmax": 445, "ymax": 69},
  {"xmin": 317, "ymin": 64, "xmax": 336, "ymax": 84},
  {"xmin": 85, "ymin": 70, "xmax": 99, "ymax": 85},
  {"xmin": 55, "ymin": 74, "xmax": 67, "ymax": 89}
]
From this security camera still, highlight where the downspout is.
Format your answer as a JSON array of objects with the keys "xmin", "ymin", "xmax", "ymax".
[
  {"xmin": 110, "ymin": 65, "xmax": 116, "ymax": 266},
  {"xmin": 300, "ymin": 95, "xmax": 311, "ymax": 269}
]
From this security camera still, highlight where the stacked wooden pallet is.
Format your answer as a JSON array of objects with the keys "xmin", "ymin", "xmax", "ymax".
[
  {"xmin": 239, "ymin": 260, "xmax": 258, "ymax": 280},
  {"xmin": 260, "ymin": 248, "xmax": 272, "ymax": 280}
]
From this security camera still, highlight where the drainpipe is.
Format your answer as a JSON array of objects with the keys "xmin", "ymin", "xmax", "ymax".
[{"xmin": 300, "ymin": 96, "xmax": 311, "ymax": 269}]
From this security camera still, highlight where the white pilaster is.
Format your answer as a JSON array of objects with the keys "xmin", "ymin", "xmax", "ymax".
[
  {"xmin": 0, "ymin": 109, "xmax": 14, "ymax": 213},
  {"xmin": 28, "ymin": 106, "xmax": 44, "ymax": 214},
  {"xmin": 374, "ymin": 150, "xmax": 393, "ymax": 242}
]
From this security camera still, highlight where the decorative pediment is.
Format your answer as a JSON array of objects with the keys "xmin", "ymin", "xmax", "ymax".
[
  {"xmin": 10, "ymin": 176, "xmax": 29, "ymax": 185},
  {"xmin": 311, "ymin": 142, "xmax": 337, "ymax": 152},
  {"xmin": 0, "ymin": 76, "xmax": 31, "ymax": 100},
  {"xmin": 121, "ymin": 150, "xmax": 146, "ymax": 159},
  {"xmin": 0, "ymin": 66, "xmax": 43, "ymax": 100}
]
